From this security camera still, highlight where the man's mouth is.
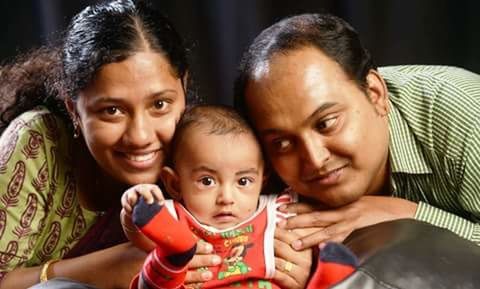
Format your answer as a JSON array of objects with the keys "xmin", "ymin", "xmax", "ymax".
[{"xmin": 304, "ymin": 164, "xmax": 347, "ymax": 185}]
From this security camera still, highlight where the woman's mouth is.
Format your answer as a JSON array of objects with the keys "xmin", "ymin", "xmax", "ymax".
[
  {"xmin": 124, "ymin": 152, "xmax": 157, "ymax": 162},
  {"xmin": 120, "ymin": 150, "xmax": 160, "ymax": 169}
]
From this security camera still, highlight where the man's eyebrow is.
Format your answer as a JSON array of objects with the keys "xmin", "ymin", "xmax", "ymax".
[
  {"xmin": 259, "ymin": 102, "xmax": 338, "ymax": 137},
  {"xmin": 304, "ymin": 102, "xmax": 337, "ymax": 123}
]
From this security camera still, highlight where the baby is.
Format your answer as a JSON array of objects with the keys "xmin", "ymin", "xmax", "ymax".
[{"xmin": 121, "ymin": 105, "xmax": 357, "ymax": 289}]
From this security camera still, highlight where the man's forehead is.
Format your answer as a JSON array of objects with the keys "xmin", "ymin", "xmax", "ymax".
[{"xmin": 251, "ymin": 59, "xmax": 270, "ymax": 81}]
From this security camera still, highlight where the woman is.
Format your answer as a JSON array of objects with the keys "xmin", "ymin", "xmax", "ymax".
[{"xmin": 0, "ymin": 1, "xmax": 220, "ymax": 288}]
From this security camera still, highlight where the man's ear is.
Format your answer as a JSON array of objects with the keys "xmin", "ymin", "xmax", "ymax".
[
  {"xmin": 365, "ymin": 69, "xmax": 389, "ymax": 117},
  {"xmin": 161, "ymin": 166, "xmax": 182, "ymax": 201}
]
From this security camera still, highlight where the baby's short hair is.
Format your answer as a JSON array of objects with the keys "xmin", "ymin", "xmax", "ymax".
[{"xmin": 167, "ymin": 104, "xmax": 257, "ymax": 166}]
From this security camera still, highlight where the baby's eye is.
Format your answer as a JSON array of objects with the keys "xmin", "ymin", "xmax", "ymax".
[
  {"xmin": 238, "ymin": 177, "xmax": 253, "ymax": 186},
  {"xmin": 199, "ymin": 176, "xmax": 215, "ymax": 186}
]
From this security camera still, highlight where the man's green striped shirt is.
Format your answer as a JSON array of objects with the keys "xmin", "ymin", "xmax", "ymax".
[{"xmin": 382, "ymin": 65, "xmax": 480, "ymax": 245}]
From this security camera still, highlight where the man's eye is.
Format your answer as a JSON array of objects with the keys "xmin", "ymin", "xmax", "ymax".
[
  {"xmin": 200, "ymin": 177, "xmax": 215, "ymax": 186},
  {"xmin": 272, "ymin": 138, "xmax": 291, "ymax": 153},
  {"xmin": 316, "ymin": 117, "xmax": 337, "ymax": 131},
  {"xmin": 238, "ymin": 177, "xmax": 252, "ymax": 186}
]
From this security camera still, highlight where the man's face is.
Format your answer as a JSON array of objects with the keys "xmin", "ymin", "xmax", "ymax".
[{"xmin": 244, "ymin": 46, "xmax": 390, "ymax": 207}]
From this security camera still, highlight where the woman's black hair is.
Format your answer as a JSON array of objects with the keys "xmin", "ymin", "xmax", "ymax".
[
  {"xmin": 234, "ymin": 13, "xmax": 376, "ymax": 117},
  {"xmin": 0, "ymin": 0, "xmax": 191, "ymax": 132}
]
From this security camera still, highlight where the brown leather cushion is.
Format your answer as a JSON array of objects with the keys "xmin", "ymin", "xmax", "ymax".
[{"xmin": 332, "ymin": 219, "xmax": 480, "ymax": 289}]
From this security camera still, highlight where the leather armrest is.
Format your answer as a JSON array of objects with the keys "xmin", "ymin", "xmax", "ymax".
[{"xmin": 332, "ymin": 219, "xmax": 480, "ymax": 289}]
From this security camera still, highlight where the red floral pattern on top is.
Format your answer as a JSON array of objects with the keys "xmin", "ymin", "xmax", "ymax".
[
  {"xmin": 21, "ymin": 130, "xmax": 44, "ymax": 159},
  {"xmin": 1, "ymin": 161, "xmax": 25, "ymax": 208}
]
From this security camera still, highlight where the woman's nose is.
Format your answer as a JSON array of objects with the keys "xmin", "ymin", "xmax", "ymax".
[{"xmin": 123, "ymin": 113, "xmax": 154, "ymax": 147}]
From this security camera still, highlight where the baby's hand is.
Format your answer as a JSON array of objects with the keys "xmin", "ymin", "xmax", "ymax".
[{"xmin": 121, "ymin": 184, "xmax": 166, "ymax": 215}]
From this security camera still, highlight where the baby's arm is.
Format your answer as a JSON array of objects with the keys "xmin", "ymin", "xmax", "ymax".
[
  {"xmin": 120, "ymin": 184, "xmax": 166, "ymax": 252},
  {"xmin": 131, "ymin": 191, "xmax": 198, "ymax": 289}
]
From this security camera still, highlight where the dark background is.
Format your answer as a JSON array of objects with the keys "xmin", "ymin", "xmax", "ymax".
[{"xmin": 1, "ymin": 0, "xmax": 479, "ymax": 104}]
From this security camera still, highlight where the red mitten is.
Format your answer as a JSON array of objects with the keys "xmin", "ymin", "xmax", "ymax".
[
  {"xmin": 306, "ymin": 242, "xmax": 357, "ymax": 289},
  {"xmin": 132, "ymin": 197, "xmax": 197, "ymax": 289}
]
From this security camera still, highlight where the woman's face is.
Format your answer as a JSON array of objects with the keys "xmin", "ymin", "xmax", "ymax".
[
  {"xmin": 72, "ymin": 52, "xmax": 186, "ymax": 185},
  {"xmin": 244, "ymin": 46, "xmax": 390, "ymax": 207}
]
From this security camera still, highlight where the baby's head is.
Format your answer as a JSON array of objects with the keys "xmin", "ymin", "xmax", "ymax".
[{"xmin": 162, "ymin": 105, "xmax": 265, "ymax": 229}]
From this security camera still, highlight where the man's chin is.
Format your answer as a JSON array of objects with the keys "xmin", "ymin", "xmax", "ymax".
[{"xmin": 299, "ymin": 189, "xmax": 360, "ymax": 208}]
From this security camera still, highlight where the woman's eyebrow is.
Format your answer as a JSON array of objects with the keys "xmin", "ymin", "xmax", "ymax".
[{"xmin": 88, "ymin": 89, "xmax": 179, "ymax": 106}]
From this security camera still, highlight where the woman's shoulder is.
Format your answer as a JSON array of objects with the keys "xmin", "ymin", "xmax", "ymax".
[
  {"xmin": 1, "ymin": 106, "xmax": 69, "ymax": 146},
  {"xmin": 13, "ymin": 106, "xmax": 66, "ymax": 131},
  {"xmin": 0, "ymin": 106, "xmax": 72, "ymax": 173}
]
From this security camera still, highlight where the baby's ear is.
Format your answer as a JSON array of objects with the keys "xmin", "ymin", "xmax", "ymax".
[{"xmin": 161, "ymin": 167, "xmax": 181, "ymax": 201}]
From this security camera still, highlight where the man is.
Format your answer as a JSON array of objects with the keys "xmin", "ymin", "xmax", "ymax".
[{"xmin": 234, "ymin": 13, "xmax": 480, "ymax": 250}]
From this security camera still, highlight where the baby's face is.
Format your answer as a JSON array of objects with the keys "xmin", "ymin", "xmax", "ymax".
[{"xmin": 174, "ymin": 129, "xmax": 264, "ymax": 229}]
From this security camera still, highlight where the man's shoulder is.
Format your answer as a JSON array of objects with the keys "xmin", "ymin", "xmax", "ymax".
[
  {"xmin": 379, "ymin": 64, "xmax": 471, "ymax": 73},
  {"xmin": 385, "ymin": 65, "xmax": 480, "ymax": 166},
  {"xmin": 379, "ymin": 65, "xmax": 479, "ymax": 85},
  {"xmin": 381, "ymin": 65, "xmax": 480, "ymax": 111}
]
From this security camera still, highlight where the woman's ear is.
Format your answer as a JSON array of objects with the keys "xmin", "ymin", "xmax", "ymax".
[
  {"xmin": 161, "ymin": 166, "xmax": 181, "ymax": 201},
  {"xmin": 366, "ymin": 69, "xmax": 389, "ymax": 117},
  {"xmin": 262, "ymin": 168, "xmax": 270, "ymax": 187},
  {"xmin": 182, "ymin": 71, "xmax": 189, "ymax": 93},
  {"xmin": 64, "ymin": 99, "xmax": 76, "ymax": 118},
  {"xmin": 64, "ymin": 98, "xmax": 82, "ymax": 138}
]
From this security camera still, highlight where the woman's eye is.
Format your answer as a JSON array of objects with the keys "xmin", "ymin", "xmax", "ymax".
[
  {"xmin": 154, "ymin": 99, "xmax": 166, "ymax": 110},
  {"xmin": 99, "ymin": 106, "xmax": 122, "ymax": 119},
  {"xmin": 238, "ymin": 177, "xmax": 252, "ymax": 186},
  {"xmin": 199, "ymin": 177, "xmax": 215, "ymax": 186},
  {"xmin": 103, "ymin": 106, "xmax": 121, "ymax": 116}
]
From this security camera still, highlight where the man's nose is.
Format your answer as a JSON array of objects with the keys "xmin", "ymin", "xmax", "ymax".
[{"xmin": 300, "ymin": 136, "xmax": 330, "ymax": 169}]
